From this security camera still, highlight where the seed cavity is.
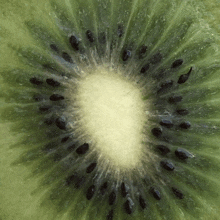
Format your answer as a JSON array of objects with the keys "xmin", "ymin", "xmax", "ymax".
[
  {"xmin": 69, "ymin": 35, "xmax": 80, "ymax": 51},
  {"xmin": 122, "ymin": 49, "xmax": 131, "ymax": 61},
  {"xmin": 157, "ymin": 80, "xmax": 173, "ymax": 94},
  {"xmin": 160, "ymin": 161, "xmax": 175, "ymax": 171},
  {"xmin": 176, "ymin": 109, "xmax": 189, "ymax": 116},
  {"xmin": 76, "ymin": 143, "xmax": 89, "ymax": 155},
  {"xmin": 107, "ymin": 209, "xmax": 114, "ymax": 220},
  {"xmin": 55, "ymin": 117, "xmax": 66, "ymax": 130},
  {"xmin": 156, "ymin": 145, "xmax": 170, "ymax": 155},
  {"xmin": 151, "ymin": 128, "xmax": 162, "ymax": 138},
  {"xmin": 100, "ymin": 182, "xmax": 108, "ymax": 195},
  {"xmin": 168, "ymin": 96, "xmax": 182, "ymax": 104},
  {"xmin": 42, "ymin": 64, "xmax": 56, "ymax": 72},
  {"xmin": 39, "ymin": 105, "xmax": 52, "ymax": 112},
  {"xmin": 109, "ymin": 191, "xmax": 116, "ymax": 205},
  {"xmin": 171, "ymin": 59, "xmax": 183, "ymax": 68},
  {"xmin": 139, "ymin": 195, "xmax": 147, "ymax": 209},
  {"xmin": 86, "ymin": 185, "xmax": 96, "ymax": 200},
  {"xmin": 124, "ymin": 198, "xmax": 134, "ymax": 214},
  {"xmin": 179, "ymin": 122, "xmax": 191, "ymax": 129},
  {"xmin": 150, "ymin": 52, "xmax": 162, "ymax": 64},
  {"xmin": 140, "ymin": 63, "xmax": 150, "ymax": 73},
  {"xmin": 172, "ymin": 187, "xmax": 184, "ymax": 199},
  {"xmin": 159, "ymin": 120, "xmax": 173, "ymax": 128},
  {"xmin": 178, "ymin": 67, "xmax": 192, "ymax": 84},
  {"xmin": 86, "ymin": 30, "xmax": 95, "ymax": 43},
  {"xmin": 139, "ymin": 45, "xmax": 148, "ymax": 58},
  {"xmin": 121, "ymin": 182, "xmax": 128, "ymax": 198},
  {"xmin": 52, "ymin": 153, "xmax": 62, "ymax": 162},
  {"xmin": 175, "ymin": 148, "xmax": 192, "ymax": 160},
  {"xmin": 66, "ymin": 174, "xmax": 85, "ymax": 188},
  {"xmin": 46, "ymin": 78, "xmax": 60, "ymax": 87},
  {"xmin": 86, "ymin": 163, "xmax": 97, "ymax": 173},
  {"xmin": 150, "ymin": 187, "xmax": 161, "ymax": 200},
  {"xmin": 50, "ymin": 43, "xmax": 59, "ymax": 53},
  {"xmin": 43, "ymin": 142, "xmax": 57, "ymax": 152},
  {"xmin": 117, "ymin": 24, "xmax": 123, "ymax": 37},
  {"xmin": 50, "ymin": 94, "xmax": 64, "ymax": 101},
  {"xmin": 30, "ymin": 77, "xmax": 43, "ymax": 85},
  {"xmin": 62, "ymin": 52, "xmax": 73, "ymax": 63},
  {"xmin": 61, "ymin": 136, "xmax": 69, "ymax": 143},
  {"xmin": 98, "ymin": 32, "xmax": 106, "ymax": 44},
  {"xmin": 44, "ymin": 118, "xmax": 54, "ymax": 125},
  {"xmin": 67, "ymin": 144, "xmax": 76, "ymax": 152},
  {"xmin": 33, "ymin": 94, "xmax": 44, "ymax": 101}
]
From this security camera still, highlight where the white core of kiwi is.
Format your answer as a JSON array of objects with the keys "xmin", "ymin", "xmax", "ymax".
[{"xmin": 66, "ymin": 66, "xmax": 148, "ymax": 170}]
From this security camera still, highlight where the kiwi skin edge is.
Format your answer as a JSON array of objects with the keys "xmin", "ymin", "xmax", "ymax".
[{"xmin": 1, "ymin": 0, "xmax": 220, "ymax": 220}]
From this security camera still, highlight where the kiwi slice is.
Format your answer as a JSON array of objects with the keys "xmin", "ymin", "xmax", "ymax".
[{"xmin": 1, "ymin": 0, "xmax": 220, "ymax": 219}]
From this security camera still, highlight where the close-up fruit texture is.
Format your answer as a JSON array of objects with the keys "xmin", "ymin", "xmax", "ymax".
[{"xmin": 0, "ymin": 0, "xmax": 220, "ymax": 219}]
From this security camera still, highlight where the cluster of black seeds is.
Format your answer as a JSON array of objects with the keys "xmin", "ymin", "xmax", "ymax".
[{"xmin": 29, "ymin": 25, "xmax": 194, "ymax": 220}]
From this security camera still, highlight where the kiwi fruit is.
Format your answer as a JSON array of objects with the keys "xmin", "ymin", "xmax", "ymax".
[{"xmin": 1, "ymin": 0, "xmax": 220, "ymax": 220}]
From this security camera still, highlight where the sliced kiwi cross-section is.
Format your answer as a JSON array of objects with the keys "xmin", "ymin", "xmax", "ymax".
[{"xmin": 1, "ymin": 0, "xmax": 220, "ymax": 219}]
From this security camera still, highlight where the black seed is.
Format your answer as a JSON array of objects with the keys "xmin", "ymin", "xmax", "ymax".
[
  {"xmin": 86, "ymin": 30, "xmax": 95, "ymax": 43},
  {"xmin": 55, "ymin": 117, "xmax": 66, "ymax": 130},
  {"xmin": 86, "ymin": 185, "xmax": 95, "ymax": 200},
  {"xmin": 160, "ymin": 161, "xmax": 175, "ymax": 171},
  {"xmin": 150, "ymin": 187, "xmax": 161, "ymax": 200},
  {"xmin": 98, "ymin": 32, "xmax": 106, "ymax": 44},
  {"xmin": 100, "ymin": 182, "xmax": 108, "ymax": 195},
  {"xmin": 62, "ymin": 52, "xmax": 73, "ymax": 63},
  {"xmin": 50, "ymin": 43, "xmax": 59, "ymax": 52},
  {"xmin": 179, "ymin": 122, "xmax": 191, "ymax": 129},
  {"xmin": 168, "ymin": 96, "xmax": 182, "ymax": 104},
  {"xmin": 175, "ymin": 148, "xmax": 192, "ymax": 160},
  {"xmin": 176, "ymin": 109, "xmax": 189, "ymax": 116},
  {"xmin": 139, "ymin": 195, "xmax": 147, "ymax": 209},
  {"xmin": 122, "ymin": 49, "xmax": 131, "ymax": 61},
  {"xmin": 178, "ymin": 67, "xmax": 192, "ymax": 84},
  {"xmin": 150, "ymin": 52, "xmax": 162, "ymax": 64},
  {"xmin": 67, "ymin": 144, "xmax": 76, "ymax": 152},
  {"xmin": 66, "ymin": 174, "xmax": 85, "ymax": 188},
  {"xmin": 39, "ymin": 105, "xmax": 52, "ymax": 112},
  {"xmin": 156, "ymin": 145, "xmax": 170, "ymax": 155},
  {"xmin": 30, "ymin": 77, "xmax": 43, "ymax": 85},
  {"xmin": 140, "ymin": 63, "xmax": 150, "ymax": 73},
  {"xmin": 61, "ymin": 136, "xmax": 69, "ymax": 143},
  {"xmin": 69, "ymin": 35, "xmax": 80, "ymax": 51},
  {"xmin": 139, "ymin": 45, "xmax": 148, "ymax": 58},
  {"xmin": 121, "ymin": 182, "xmax": 128, "ymax": 198},
  {"xmin": 109, "ymin": 191, "xmax": 116, "ymax": 205},
  {"xmin": 172, "ymin": 59, "xmax": 183, "ymax": 68},
  {"xmin": 76, "ymin": 143, "xmax": 89, "ymax": 155},
  {"xmin": 107, "ymin": 209, "xmax": 114, "ymax": 220},
  {"xmin": 172, "ymin": 187, "xmax": 184, "ymax": 199},
  {"xmin": 46, "ymin": 78, "xmax": 60, "ymax": 87},
  {"xmin": 124, "ymin": 199, "xmax": 134, "ymax": 214},
  {"xmin": 117, "ymin": 24, "xmax": 123, "ymax": 37},
  {"xmin": 50, "ymin": 94, "xmax": 64, "ymax": 101},
  {"xmin": 157, "ymin": 80, "xmax": 173, "ymax": 93},
  {"xmin": 151, "ymin": 128, "xmax": 162, "ymax": 138},
  {"xmin": 86, "ymin": 163, "xmax": 97, "ymax": 173},
  {"xmin": 33, "ymin": 94, "xmax": 43, "ymax": 101}
]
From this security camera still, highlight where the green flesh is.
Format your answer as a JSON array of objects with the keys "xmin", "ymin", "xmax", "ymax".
[{"xmin": 1, "ymin": 0, "xmax": 220, "ymax": 220}]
